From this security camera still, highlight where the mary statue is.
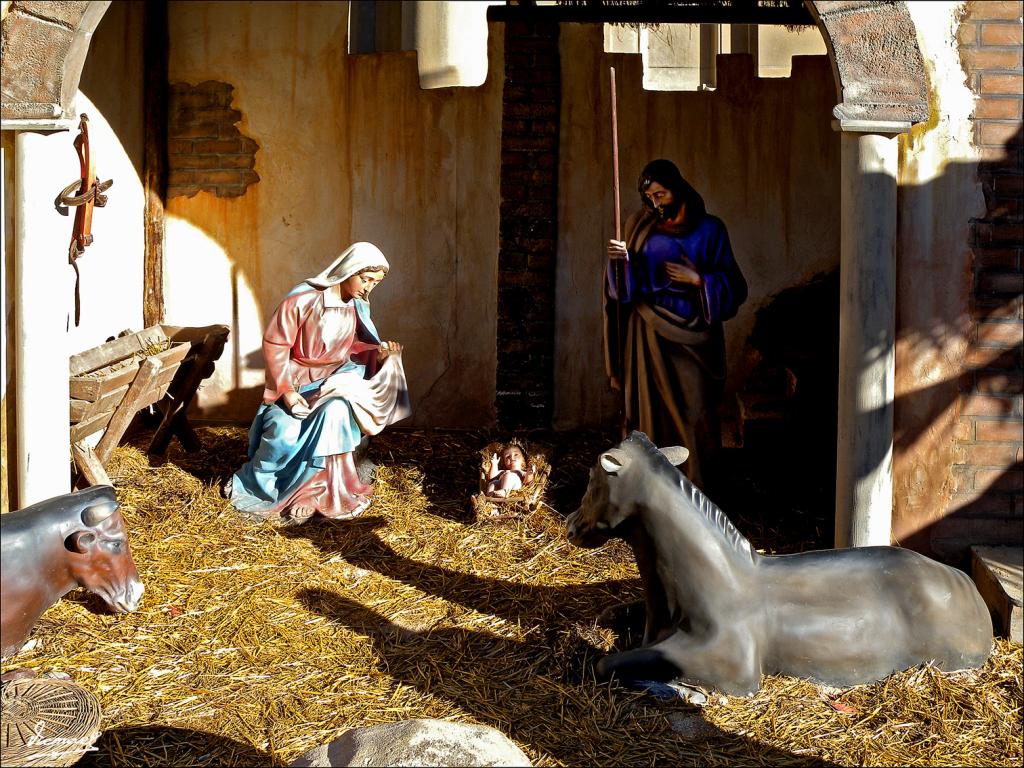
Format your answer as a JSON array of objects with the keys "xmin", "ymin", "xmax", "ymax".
[{"xmin": 226, "ymin": 242, "xmax": 411, "ymax": 523}]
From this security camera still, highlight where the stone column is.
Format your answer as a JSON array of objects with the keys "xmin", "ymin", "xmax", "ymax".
[
  {"xmin": 14, "ymin": 129, "xmax": 74, "ymax": 507},
  {"xmin": 1, "ymin": 142, "xmax": 7, "ymax": 513},
  {"xmin": 835, "ymin": 129, "xmax": 899, "ymax": 548}
]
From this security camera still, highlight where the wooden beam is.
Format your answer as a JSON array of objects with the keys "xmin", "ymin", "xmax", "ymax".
[
  {"xmin": 72, "ymin": 441, "xmax": 113, "ymax": 488},
  {"xmin": 488, "ymin": 1, "xmax": 813, "ymax": 25},
  {"xmin": 95, "ymin": 356, "xmax": 163, "ymax": 465},
  {"xmin": 143, "ymin": 0, "xmax": 168, "ymax": 327},
  {"xmin": 149, "ymin": 327, "xmax": 230, "ymax": 456}
]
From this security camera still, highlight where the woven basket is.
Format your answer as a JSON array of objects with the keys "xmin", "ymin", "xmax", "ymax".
[
  {"xmin": 1, "ymin": 678, "xmax": 102, "ymax": 767},
  {"xmin": 471, "ymin": 439, "xmax": 550, "ymax": 521}
]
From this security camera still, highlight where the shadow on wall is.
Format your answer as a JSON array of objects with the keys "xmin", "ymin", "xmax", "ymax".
[
  {"xmin": 727, "ymin": 269, "xmax": 840, "ymax": 546},
  {"xmin": 889, "ymin": 124, "xmax": 1020, "ymax": 563},
  {"xmin": 727, "ymin": 123, "xmax": 1021, "ymax": 563},
  {"xmin": 893, "ymin": 123, "xmax": 1022, "ymax": 563}
]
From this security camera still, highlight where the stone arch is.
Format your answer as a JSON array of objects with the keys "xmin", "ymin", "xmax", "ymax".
[
  {"xmin": 1, "ymin": 1, "xmax": 931, "ymax": 126},
  {"xmin": 805, "ymin": 0, "xmax": 929, "ymax": 126},
  {"xmin": 1, "ymin": 0, "xmax": 112, "ymax": 123}
]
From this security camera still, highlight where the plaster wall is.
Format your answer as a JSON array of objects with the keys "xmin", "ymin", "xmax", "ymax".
[
  {"xmin": 554, "ymin": 22, "xmax": 841, "ymax": 429},
  {"xmin": 164, "ymin": 1, "xmax": 502, "ymax": 427},
  {"xmin": 892, "ymin": 1, "xmax": 986, "ymax": 547},
  {"xmin": 0, "ymin": 0, "xmax": 144, "ymax": 509},
  {"xmin": 68, "ymin": 0, "xmax": 146, "ymax": 354},
  {"xmin": 0, "ymin": 1, "xmax": 147, "ymax": 361},
  {"xmin": 757, "ymin": 24, "xmax": 828, "ymax": 77}
]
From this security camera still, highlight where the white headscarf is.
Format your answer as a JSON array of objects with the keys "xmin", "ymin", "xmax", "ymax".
[{"xmin": 306, "ymin": 242, "xmax": 390, "ymax": 289}]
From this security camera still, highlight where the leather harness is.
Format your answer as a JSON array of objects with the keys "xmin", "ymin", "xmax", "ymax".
[{"xmin": 55, "ymin": 114, "xmax": 113, "ymax": 327}]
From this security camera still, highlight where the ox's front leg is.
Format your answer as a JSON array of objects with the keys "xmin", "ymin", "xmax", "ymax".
[{"xmin": 595, "ymin": 627, "xmax": 762, "ymax": 698}]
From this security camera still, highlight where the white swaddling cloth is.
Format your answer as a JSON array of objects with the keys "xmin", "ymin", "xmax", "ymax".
[{"xmin": 307, "ymin": 352, "xmax": 411, "ymax": 435}]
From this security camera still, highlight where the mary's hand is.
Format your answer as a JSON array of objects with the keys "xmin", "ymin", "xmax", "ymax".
[
  {"xmin": 379, "ymin": 341, "xmax": 403, "ymax": 360},
  {"xmin": 283, "ymin": 390, "xmax": 311, "ymax": 420}
]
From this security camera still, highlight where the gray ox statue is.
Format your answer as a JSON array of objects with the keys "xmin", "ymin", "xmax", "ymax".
[
  {"xmin": 1, "ymin": 485, "xmax": 145, "ymax": 659},
  {"xmin": 566, "ymin": 432, "xmax": 993, "ymax": 697}
]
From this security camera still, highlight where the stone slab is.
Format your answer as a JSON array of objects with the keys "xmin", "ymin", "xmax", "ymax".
[
  {"xmin": 290, "ymin": 719, "xmax": 531, "ymax": 767},
  {"xmin": 971, "ymin": 545, "xmax": 1023, "ymax": 644}
]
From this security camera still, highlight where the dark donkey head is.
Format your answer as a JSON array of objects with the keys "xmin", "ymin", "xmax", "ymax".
[
  {"xmin": 67, "ymin": 493, "xmax": 145, "ymax": 612},
  {"xmin": 566, "ymin": 432, "xmax": 689, "ymax": 548}
]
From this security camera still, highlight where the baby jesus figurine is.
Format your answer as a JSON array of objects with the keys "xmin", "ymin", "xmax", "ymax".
[{"xmin": 484, "ymin": 444, "xmax": 537, "ymax": 498}]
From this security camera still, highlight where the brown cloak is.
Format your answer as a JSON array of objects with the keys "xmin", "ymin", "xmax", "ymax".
[{"xmin": 603, "ymin": 210, "xmax": 726, "ymax": 491}]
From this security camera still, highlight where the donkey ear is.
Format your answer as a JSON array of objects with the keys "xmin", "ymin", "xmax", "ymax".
[
  {"xmin": 600, "ymin": 449, "xmax": 628, "ymax": 475},
  {"xmin": 659, "ymin": 446, "xmax": 689, "ymax": 466}
]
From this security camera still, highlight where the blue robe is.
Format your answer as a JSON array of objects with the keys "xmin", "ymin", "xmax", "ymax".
[{"xmin": 230, "ymin": 288, "xmax": 382, "ymax": 517}]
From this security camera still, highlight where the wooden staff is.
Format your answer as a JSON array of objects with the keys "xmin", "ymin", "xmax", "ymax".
[
  {"xmin": 610, "ymin": 66, "xmax": 627, "ymax": 439},
  {"xmin": 611, "ymin": 67, "xmax": 621, "ymax": 242}
]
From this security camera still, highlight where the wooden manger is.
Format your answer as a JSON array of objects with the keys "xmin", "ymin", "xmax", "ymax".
[
  {"xmin": 69, "ymin": 324, "xmax": 229, "ymax": 486},
  {"xmin": 470, "ymin": 439, "xmax": 551, "ymax": 522}
]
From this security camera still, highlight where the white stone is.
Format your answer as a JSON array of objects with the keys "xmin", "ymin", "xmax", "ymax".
[{"xmin": 290, "ymin": 719, "xmax": 532, "ymax": 768}]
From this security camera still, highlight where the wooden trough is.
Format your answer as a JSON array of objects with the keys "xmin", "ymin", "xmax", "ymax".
[
  {"xmin": 69, "ymin": 324, "xmax": 229, "ymax": 486},
  {"xmin": 470, "ymin": 439, "xmax": 551, "ymax": 521}
]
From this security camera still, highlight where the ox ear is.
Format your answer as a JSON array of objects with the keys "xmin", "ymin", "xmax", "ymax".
[
  {"xmin": 659, "ymin": 446, "xmax": 689, "ymax": 467},
  {"xmin": 600, "ymin": 449, "xmax": 629, "ymax": 475},
  {"xmin": 65, "ymin": 530, "xmax": 97, "ymax": 554},
  {"xmin": 81, "ymin": 501, "xmax": 118, "ymax": 527}
]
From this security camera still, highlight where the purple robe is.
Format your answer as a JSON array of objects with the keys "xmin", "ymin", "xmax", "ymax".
[
  {"xmin": 606, "ymin": 214, "xmax": 746, "ymax": 326},
  {"xmin": 603, "ymin": 209, "xmax": 747, "ymax": 493}
]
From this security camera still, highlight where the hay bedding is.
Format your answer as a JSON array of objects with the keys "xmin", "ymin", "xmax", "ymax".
[{"xmin": 1, "ymin": 427, "xmax": 1020, "ymax": 767}]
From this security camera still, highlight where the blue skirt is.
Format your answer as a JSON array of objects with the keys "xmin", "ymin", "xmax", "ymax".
[{"xmin": 229, "ymin": 376, "xmax": 363, "ymax": 516}]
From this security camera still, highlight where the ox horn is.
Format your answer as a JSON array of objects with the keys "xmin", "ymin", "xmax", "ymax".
[
  {"xmin": 659, "ymin": 446, "xmax": 689, "ymax": 466},
  {"xmin": 81, "ymin": 501, "xmax": 118, "ymax": 527}
]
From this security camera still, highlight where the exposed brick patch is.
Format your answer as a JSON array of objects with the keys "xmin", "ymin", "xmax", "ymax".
[
  {"xmin": 167, "ymin": 81, "xmax": 260, "ymax": 199},
  {"xmin": 951, "ymin": 1, "xmax": 1023, "ymax": 556},
  {"xmin": 495, "ymin": 21, "xmax": 560, "ymax": 429}
]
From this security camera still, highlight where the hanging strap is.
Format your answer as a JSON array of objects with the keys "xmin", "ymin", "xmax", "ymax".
[{"xmin": 55, "ymin": 114, "xmax": 114, "ymax": 327}]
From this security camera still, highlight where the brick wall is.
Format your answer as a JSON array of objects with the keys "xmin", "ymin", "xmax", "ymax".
[
  {"xmin": 496, "ymin": 21, "xmax": 560, "ymax": 428},
  {"xmin": 944, "ymin": 0, "xmax": 1023, "ymax": 553},
  {"xmin": 167, "ymin": 80, "xmax": 260, "ymax": 199}
]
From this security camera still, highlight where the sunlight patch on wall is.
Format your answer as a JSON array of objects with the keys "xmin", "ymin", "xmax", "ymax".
[
  {"xmin": 163, "ymin": 215, "xmax": 264, "ymax": 410},
  {"xmin": 66, "ymin": 90, "xmax": 145, "ymax": 353},
  {"xmin": 348, "ymin": 1, "xmax": 498, "ymax": 89},
  {"xmin": 903, "ymin": 1, "xmax": 981, "ymax": 177},
  {"xmin": 604, "ymin": 22, "xmax": 825, "ymax": 90}
]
